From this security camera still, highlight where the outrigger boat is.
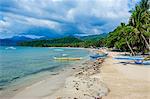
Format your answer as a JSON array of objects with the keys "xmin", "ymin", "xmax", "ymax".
[
  {"xmin": 134, "ymin": 60, "xmax": 150, "ymax": 65},
  {"xmin": 114, "ymin": 56, "xmax": 144, "ymax": 60},
  {"xmin": 114, "ymin": 56, "xmax": 150, "ymax": 65},
  {"xmin": 53, "ymin": 57, "xmax": 82, "ymax": 60},
  {"xmin": 90, "ymin": 53, "xmax": 108, "ymax": 59}
]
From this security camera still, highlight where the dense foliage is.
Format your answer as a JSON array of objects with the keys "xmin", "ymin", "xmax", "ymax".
[
  {"xmin": 19, "ymin": 36, "xmax": 82, "ymax": 47},
  {"xmin": 80, "ymin": 34, "xmax": 107, "ymax": 41},
  {"xmin": 18, "ymin": 36, "xmax": 106, "ymax": 48},
  {"xmin": 105, "ymin": 0, "xmax": 150, "ymax": 54}
]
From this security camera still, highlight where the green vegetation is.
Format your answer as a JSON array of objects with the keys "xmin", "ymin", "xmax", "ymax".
[
  {"xmin": 104, "ymin": 0, "xmax": 150, "ymax": 54},
  {"xmin": 19, "ymin": 36, "xmax": 82, "ymax": 47},
  {"xmin": 18, "ymin": 36, "xmax": 106, "ymax": 48},
  {"xmin": 80, "ymin": 34, "xmax": 107, "ymax": 41},
  {"xmin": 79, "ymin": 34, "xmax": 108, "ymax": 48}
]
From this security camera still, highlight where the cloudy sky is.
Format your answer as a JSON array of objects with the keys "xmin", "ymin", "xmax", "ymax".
[{"xmin": 0, "ymin": 0, "xmax": 140, "ymax": 38}]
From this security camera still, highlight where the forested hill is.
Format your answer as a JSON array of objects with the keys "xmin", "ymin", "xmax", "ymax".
[
  {"xmin": 18, "ymin": 36, "xmax": 83, "ymax": 47},
  {"xmin": 18, "ymin": 34, "xmax": 107, "ymax": 47},
  {"xmin": 80, "ymin": 34, "xmax": 108, "ymax": 41}
]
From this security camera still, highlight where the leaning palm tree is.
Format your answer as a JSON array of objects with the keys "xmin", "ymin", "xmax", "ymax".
[
  {"xmin": 120, "ymin": 23, "xmax": 136, "ymax": 55},
  {"xmin": 129, "ymin": 0, "xmax": 150, "ymax": 50}
]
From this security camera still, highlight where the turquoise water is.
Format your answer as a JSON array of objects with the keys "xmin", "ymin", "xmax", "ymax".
[{"xmin": 0, "ymin": 46, "xmax": 89, "ymax": 89}]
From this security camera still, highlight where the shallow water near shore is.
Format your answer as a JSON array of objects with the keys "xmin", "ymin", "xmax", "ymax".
[{"xmin": 0, "ymin": 47, "xmax": 90, "ymax": 92}]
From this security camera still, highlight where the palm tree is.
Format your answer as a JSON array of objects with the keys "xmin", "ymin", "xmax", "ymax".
[
  {"xmin": 120, "ymin": 23, "xmax": 136, "ymax": 55},
  {"xmin": 129, "ymin": 0, "xmax": 150, "ymax": 50}
]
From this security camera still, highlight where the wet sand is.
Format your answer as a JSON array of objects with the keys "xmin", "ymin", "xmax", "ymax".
[{"xmin": 11, "ymin": 58, "xmax": 109, "ymax": 99}]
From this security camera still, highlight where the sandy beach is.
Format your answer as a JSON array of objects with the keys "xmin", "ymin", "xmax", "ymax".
[
  {"xmin": 1, "ymin": 50, "xmax": 149, "ymax": 99},
  {"xmin": 102, "ymin": 57, "xmax": 150, "ymax": 99},
  {"xmin": 43, "ymin": 52, "xmax": 150, "ymax": 99}
]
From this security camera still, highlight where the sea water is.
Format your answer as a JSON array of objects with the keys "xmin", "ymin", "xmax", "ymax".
[{"xmin": 0, "ymin": 46, "xmax": 90, "ymax": 90}]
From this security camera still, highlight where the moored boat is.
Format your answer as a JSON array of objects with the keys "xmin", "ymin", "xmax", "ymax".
[
  {"xmin": 53, "ymin": 57, "xmax": 83, "ymax": 60},
  {"xmin": 90, "ymin": 53, "xmax": 108, "ymax": 59}
]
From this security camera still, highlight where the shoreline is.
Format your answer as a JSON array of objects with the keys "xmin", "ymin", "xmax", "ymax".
[
  {"xmin": 10, "ymin": 58, "xmax": 93, "ymax": 99},
  {"xmin": 10, "ymin": 50, "xmax": 109, "ymax": 99},
  {"xmin": 43, "ymin": 58, "xmax": 109, "ymax": 99},
  {"xmin": 33, "ymin": 51, "xmax": 150, "ymax": 99},
  {"xmin": 0, "ymin": 47, "xmax": 92, "ymax": 99},
  {"xmin": 1, "ymin": 48, "xmax": 150, "ymax": 99},
  {"xmin": 0, "ymin": 58, "xmax": 90, "ymax": 99}
]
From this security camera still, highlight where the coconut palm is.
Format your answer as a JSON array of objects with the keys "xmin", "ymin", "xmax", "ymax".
[
  {"xmin": 120, "ymin": 23, "xmax": 136, "ymax": 55},
  {"xmin": 129, "ymin": 0, "xmax": 150, "ymax": 50}
]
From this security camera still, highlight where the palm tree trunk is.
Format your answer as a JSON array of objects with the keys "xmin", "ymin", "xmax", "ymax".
[
  {"xmin": 126, "ymin": 38, "xmax": 135, "ymax": 56},
  {"xmin": 141, "ymin": 34, "xmax": 150, "ymax": 50}
]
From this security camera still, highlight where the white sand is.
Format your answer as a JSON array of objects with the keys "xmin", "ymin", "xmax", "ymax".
[{"xmin": 101, "ymin": 57, "xmax": 150, "ymax": 99}]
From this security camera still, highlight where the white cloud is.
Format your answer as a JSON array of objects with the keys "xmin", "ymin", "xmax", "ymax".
[
  {"xmin": 0, "ymin": 0, "xmax": 134, "ymax": 38},
  {"xmin": 66, "ymin": 0, "xmax": 130, "ymax": 21},
  {"xmin": 0, "ymin": 20, "xmax": 10, "ymax": 29},
  {"xmin": 1, "ymin": 12, "xmax": 61, "ymax": 32},
  {"xmin": 18, "ymin": 34, "xmax": 44, "ymax": 39}
]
